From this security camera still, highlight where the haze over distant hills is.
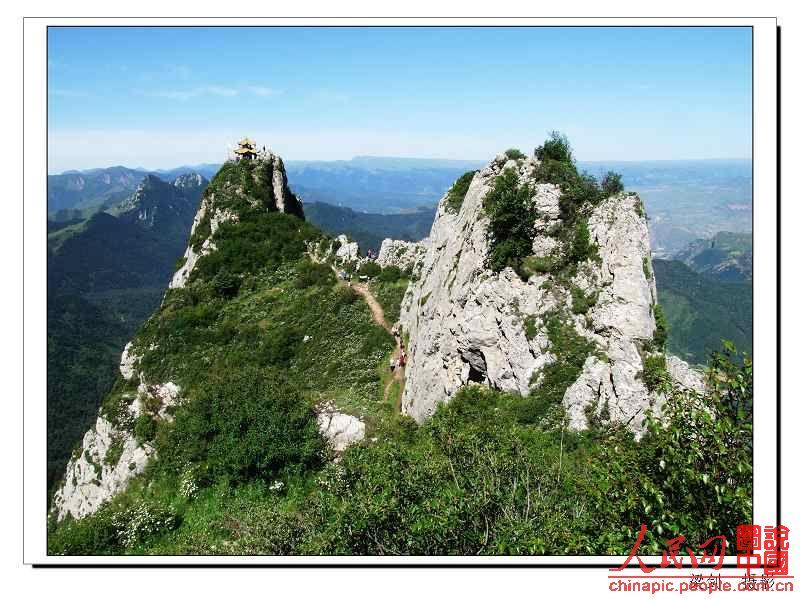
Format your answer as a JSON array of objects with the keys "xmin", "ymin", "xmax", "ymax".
[{"xmin": 49, "ymin": 157, "xmax": 751, "ymax": 257}]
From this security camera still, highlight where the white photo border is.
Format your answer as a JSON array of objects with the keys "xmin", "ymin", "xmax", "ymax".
[{"xmin": 23, "ymin": 16, "xmax": 778, "ymax": 566}]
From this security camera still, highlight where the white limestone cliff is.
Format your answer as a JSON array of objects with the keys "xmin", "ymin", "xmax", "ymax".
[
  {"xmin": 398, "ymin": 151, "xmax": 702, "ymax": 432},
  {"xmin": 52, "ymin": 349, "xmax": 183, "ymax": 521},
  {"xmin": 376, "ymin": 238, "xmax": 427, "ymax": 272}
]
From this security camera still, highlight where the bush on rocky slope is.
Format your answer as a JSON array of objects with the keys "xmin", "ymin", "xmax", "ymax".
[{"xmin": 444, "ymin": 170, "xmax": 477, "ymax": 214}]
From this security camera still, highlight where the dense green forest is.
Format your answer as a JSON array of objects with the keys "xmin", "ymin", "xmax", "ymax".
[{"xmin": 653, "ymin": 259, "xmax": 752, "ymax": 364}]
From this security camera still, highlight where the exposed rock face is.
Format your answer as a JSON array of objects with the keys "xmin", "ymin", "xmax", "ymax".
[
  {"xmin": 399, "ymin": 151, "xmax": 702, "ymax": 431},
  {"xmin": 376, "ymin": 239, "xmax": 427, "ymax": 272},
  {"xmin": 170, "ymin": 201, "xmax": 238, "ymax": 288},
  {"xmin": 119, "ymin": 342, "xmax": 138, "ymax": 381},
  {"xmin": 316, "ymin": 403, "xmax": 366, "ymax": 452},
  {"xmin": 52, "ymin": 415, "xmax": 153, "ymax": 521},
  {"xmin": 334, "ymin": 234, "xmax": 361, "ymax": 263},
  {"xmin": 173, "ymin": 172, "xmax": 207, "ymax": 191},
  {"xmin": 52, "ymin": 347, "xmax": 182, "ymax": 521},
  {"xmin": 666, "ymin": 356, "xmax": 706, "ymax": 392}
]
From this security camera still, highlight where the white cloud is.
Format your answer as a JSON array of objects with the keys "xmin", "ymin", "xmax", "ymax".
[
  {"xmin": 247, "ymin": 86, "xmax": 282, "ymax": 97},
  {"xmin": 46, "ymin": 127, "xmax": 496, "ymax": 173},
  {"xmin": 148, "ymin": 85, "xmax": 284, "ymax": 101},
  {"xmin": 149, "ymin": 86, "xmax": 240, "ymax": 101}
]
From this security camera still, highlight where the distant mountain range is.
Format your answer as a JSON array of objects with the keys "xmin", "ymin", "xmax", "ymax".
[
  {"xmin": 48, "ymin": 156, "xmax": 481, "ymax": 217},
  {"xmin": 673, "ymin": 231, "xmax": 752, "ymax": 282},
  {"xmin": 49, "ymin": 157, "xmax": 751, "ymax": 256}
]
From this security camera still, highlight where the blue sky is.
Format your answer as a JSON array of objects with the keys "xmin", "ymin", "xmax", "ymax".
[{"xmin": 48, "ymin": 26, "xmax": 752, "ymax": 173}]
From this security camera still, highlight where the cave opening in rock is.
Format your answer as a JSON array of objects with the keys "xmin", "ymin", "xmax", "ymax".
[
  {"xmin": 461, "ymin": 347, "xmax": 488, "ymax": 384},
  {"xmin": 467, "ymin": 363, "xmax": 486, "ymax": 383}
]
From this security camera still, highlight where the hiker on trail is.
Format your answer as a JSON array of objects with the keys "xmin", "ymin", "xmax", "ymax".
[
  {"xmin": 399, "ymin": 352, "xmax": 406, "ymax": 368},
  {"xmin": 389, "ymin": 358, "xmax": 396, "ymax": 371}
]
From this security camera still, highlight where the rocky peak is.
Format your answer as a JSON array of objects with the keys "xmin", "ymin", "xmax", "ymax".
[
  {"xmin": 173, "ymin": 172, "xmax": 207, "ymax": 190},
  {"xmin": 398, "ymin": 149, "xmax": 701, "ymax": 433},
  {"xmin": 170, "ymin": 149, "xmax": 304, "ymax": 289},
  {"xmin": 52, "ymin": 147, "xmax": 314, "ymax": 522},
  {"xmin": 108, "ymin": 173, "xmax": 206, "ymax": 234}
]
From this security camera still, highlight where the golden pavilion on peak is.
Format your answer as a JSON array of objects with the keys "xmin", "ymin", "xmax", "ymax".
[{"xmin": 234, "ymin": 137, "xmax": 258, "ymax": 160}]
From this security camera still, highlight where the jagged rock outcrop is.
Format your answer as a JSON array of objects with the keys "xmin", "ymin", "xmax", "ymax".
[
  {"xmin": 52, "ymin": 346, "xmax": 182, "ymax": 521},
  {"xmin": 109, "ymin": 173, "xmax": 207, "ymax": 234},
  {"xmin": 52, "ymin": 414, "xmax": 154, "ymax": 521},
  {"xmin": 334, "ymin": 234, "xmax": 361, "ymax": 263},
  {"xmin": 376, "ymin": 238, "xmax": 427, "ymax": 272},
  {"xmin": 399, "ymin": 151, "xmax": 702, "ymax": 432}
]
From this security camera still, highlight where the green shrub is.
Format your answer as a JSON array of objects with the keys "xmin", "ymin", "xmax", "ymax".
[
  {"xmin": 505, "ymin": 148, "xmax": 526, "ymax": 160},
  {"xmin": 174, "ymin": 256, "xmax": 187, "ymax": 271},
  {"xmin": 641, "ymin": 353, "xmax": 668, "ymax": 392},
  {"xmin": 357, "ymin": 261, "xmax": 381, "ymax": 278},
  {"xmin": 642, "ymin": 256, "xmax": 652, "ymax": 280},
  {"xmin": 336, "ymin": 285, "xmax": 359, "ymax": 305},
  {"xmin": 520, "ymin": 255, "xmax": 555, "ymax": 277},
  {"xmin": 133, "ymin": 414, "xmax": 157, "ymax": 445},
  {"xmin": 601, "ymin": 171, "xmax": 624, "ymax": 196},
  {"xmin": 48, "ymin": 505, "xmax": 121, "ymax": 555},
  {"xmin": 534, "ymin": 131, "xmax": 573, "ymax": 163},
  {"xmin": 483, "ymin": 170, "xmax": 537, "ymax": 276},
  {"xmin": 104, "ymin": 436, "xmax": 124, "ymax": 468},
  {"xmin": 212, "ymin": 268, "xmax": 241, "ymax": 299},
  {"xmin": 194, "ymin": 212, "xmax": 321, "ymax": 283},
  {"xmin": 376, "ymin": 265, "xmax": 406, "ymax": 283},
  {"xmin": 525, "ymin": 313, "xmax": 596, "ymax": 420},
  {"xmin": 112, "ymin": 502, "xmax": 179, "ymax": 549},
  {"xmin": 444, "ymin": 171, "xmax": 477, "ymax": 214},
  {"xmin": 524, "ymin": 315, "xmax": 538, "ymax": 340},
  {"xmin": 570, "ymin": 285, "xmax": 598, "ymax": 315},
  {"xmin": 372, "ymin": 277, "xmax": 410, "ymax": 324},
  {"xmin": 294, "ymin": 259, "xmax": 335, "ymax": 289},
  {"xmin": 653, "ymin": 304, "xmax": 669, "ymax": 349},
  {"xmin": 635, "ymin": 343, "xmax": 752, "ymax": 547},
  {"xmin": 635, "ymin": 197, "xmax": 647, "ymax": 219},
  {"xmin": 569, "ymin": 218, "xmax": 596, "ymax": 264},
  {"xmin": 156, "ymin": 367, "xmax": 323, "ymax": 484}
]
